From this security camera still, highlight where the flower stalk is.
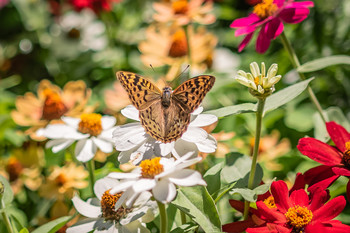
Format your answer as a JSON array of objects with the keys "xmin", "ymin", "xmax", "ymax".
[
  {"xmin": 279, "ymin": 32, "xmax": 326, "ymax": 123},
  {"xmin": 0, "ymin": 183, "xmax": 14, "ymax": 233},
  {"xmin": 157, "ymin": 201, "xmax": 168, "ymax": 233},
  {"xmin": 243, "ymin": 98, "xmax": 265, "ymax": 220},
  {"xmin": 87, "ymin": 160, "xmax": 96, "ymax": 196}
]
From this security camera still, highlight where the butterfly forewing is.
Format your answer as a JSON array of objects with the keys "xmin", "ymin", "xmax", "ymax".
[
  {"xmin": 173, "ymin": 75, "xmax": 215, "ymax": 112},
  {"xmin": 117, "ymin": 71, "xmax": 162, "ymax": 110}
]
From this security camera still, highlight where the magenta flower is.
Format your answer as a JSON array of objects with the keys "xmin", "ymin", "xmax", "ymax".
[{"xmin": 231, "ymin": 0, "xmax": 314, "ymax": 53}]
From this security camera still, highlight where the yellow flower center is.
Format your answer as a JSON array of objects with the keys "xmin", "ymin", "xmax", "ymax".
[
  {"xmin": 78, "ymin": 113, "xmax": 103, "ymax": 136},
  {"xmin": 140, "ymin": 157, "xmax": 164, "ymax": 179},
  {"xmin": 254, "ymin": 76, "xmax": 261, "ymax": 86},
  {"xmin": 55, "ymin": 173, "xmax": 67, "ymax": 187},
  {"xmin": 253, "ymin": 0, "xmax": 278, "ymax": 19},
  {"xmin": 42, "ymin": 89, "xmax": 68, "ymax": 121},
  {"xmin": 6, "ymin": 157, "xmax": 23, "ymax": 182},
  {"xmin": 168, "ymin": 29, "xmax": 188, "ymax": 58},
  {"xmin": 172, "ymin": 0, "xmax": 188, "ymax": 14},
  {"xmin": 263, "ymin": 196, "xmax": 276, "ymax": 209},
  {"xmin": 342, "ymin": 141, "xmax": 350, "ymax": 168},
  {"xmin": 101, "ymin": 190, "xmax": 130, "ymax": 221},
  {"xmin": 285, "ymin": 205, "xmax": 313, "ymax": 231}
]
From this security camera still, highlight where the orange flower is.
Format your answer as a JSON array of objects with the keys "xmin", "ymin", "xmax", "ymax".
[
  {"xmin": 139, "ymin": 25, "xmax": 217, "ymax": 80},
  {"xmin": 153, "ymin": 0, "xmax": 216, "ymax": 26},
  {"xmin": 0, "ymin": 142, "xmax": 44, "ymax": 194},
  {"xmin": 11, "ymin": 80, "xmax": 92, "ymax": 140},
  {"xmin": 39, "ymin": 163, "xmax": 88, "ymax": 200},
  {"xmin": 104, "ymin": 81, "xmax": 131, "ymax": 113}
]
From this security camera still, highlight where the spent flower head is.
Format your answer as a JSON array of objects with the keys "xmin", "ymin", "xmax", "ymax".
[{"xmin": 235, "ymin": 62, "xmax": 281, "ymax": 98}]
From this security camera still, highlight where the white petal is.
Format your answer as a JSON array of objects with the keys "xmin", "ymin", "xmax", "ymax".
[
  {"xmin": 120, "ymin": 218, "xmax": 149, "ymax": 232},
  {"xmin": 121, "ymin": 105, "xmax": 140, "ymax": 121},
  {"xmin": 113, "ymin": 123, "xmax": 147, "ymax": 151},
  {"xmin": 120, "ymin": 206, "xmax": 148, "ymax": 225},
  {"xmin": 94, "ymin": 177, "xmax": 120, "ymax": 199},
  {"xmin": 261, "ymin": 62, "xmax": 266, "ymax": 77},
  {"xmin": 267, "ymin": 75, "xmax": 282, "ymax": 87},
  {"xmin": 168, "ymin": 169, "xmax": 206, "ymax": 186},
  {"xmin": 101, "ymin": 116, "xmax": 116, "ymax": 130},
  {"xmin": 99, "ymin": 127, "xmax": 117, "ymax": 142},
  {"xmin": 108, "ymin": 171, "xmax": 141, "ymax": 180},
  {"xmin": 189, "ymin": 114, "xmax": 217, "ymax": 127},
  {"xmin": 71, "ymin": 196, "xmax": 101, "ymax": 218},
  {"xmin": 62, "ymin": 116, "xmax": 80, "ymax": 128},
  {"xmin": 66, "ymin": 218, "xmax": 98, "ymax": 233},
  {"xmin": 172, "ymin": 139, "xmax": 198, "ymax": 159},
  {"xmin": 109, "ymin": 180, "xmax": 136, "ymax": 194},
  {"xmin": 195, "ymin": 134, "xmax": 217, "ymax": 153},
  {"xmin": 152, "ymin": 178, "xmax": 177, "ymax": 203},
  {"xmin": 235, "ymin": 76, "xmax": 250, "ymax": 88},
  {"xmin": 132, "ymin": 179, "xmax": 156, "ymax": 193},
  {"xmin": 257, "ymin": 85, "xmax": 264, "ymax": 94},
  {"xmin": 75, "ymin": 139, "xmax": 96, "ymax": 162},
  {"xmin": 174, "ymin": 157, "xmax": 202, "ymax": 170},
  {"xmin": 154, "ymin": 141, "xmax": 174, "ymax": 157},
  {"xmin": 92, "ymin": 137, "xmax": 113, "ymax": 153},
  {"xmin": 250, "ymin": 62, "xmax": 260, "ymax": 78},
  {"xmin": 39, "ymin": 124, "xmax": 84, "ymax": 139},
  {"xmin": 192, "ymin": 106, "xmax": 203, "ymax": 115},
  {"xmin": 182, "ymin": 127, "xmax": 208, "ymax": 143},
  {"xmin": 267, "ymin": 63, "xmax": 278, "ymax": 78},
  {"xmin": 114, "ymin": 189, "xmax": 133, "ymax": 210},
  {"xmin": 47, "ymin": 139, "xmax": 75, "ymax": 153}
]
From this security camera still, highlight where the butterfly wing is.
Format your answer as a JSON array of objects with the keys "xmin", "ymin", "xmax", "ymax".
[
  {"xmin": 172, "ymin": 75, "xmax": 215, "ymax": 113},
  {"xmin": 117, "ymin": 71, "xmax": 162, "ymax": 110}
]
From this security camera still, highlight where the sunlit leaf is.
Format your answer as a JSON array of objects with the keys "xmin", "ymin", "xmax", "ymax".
[
  {"xmin": 297, "ymin": 55, "xmax": 350, "ymax": 73},
  {"xmin": 32, "ymin": 216, "xmax": 71, "ymax": 233}
]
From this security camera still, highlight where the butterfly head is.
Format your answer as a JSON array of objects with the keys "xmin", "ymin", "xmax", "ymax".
[{"xmin": 161, "ymin": 86, "xmax": 173, "ymax": 108}]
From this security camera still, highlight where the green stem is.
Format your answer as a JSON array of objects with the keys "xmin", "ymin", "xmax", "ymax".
[
  {"xmin": 0, "ymin": 194, "xmax": 15, "ymax": 233},
  {"xmin": 157, "ymin": 201, "xmax": 168, "ymax": 233},
  {"xmin": 87, "ymin": 160, "xmax": 96, "ymax": 197},
  {"xmin": 279, "ymin": 32, "xmax": 326, "ymax": 123},
  {"xmin": 184, "ymin": 24, "xmax": 192, "ymax": 77},
  {"xmin": 243, "ymin": 98, "xmax": 265, "ymax": 220}
]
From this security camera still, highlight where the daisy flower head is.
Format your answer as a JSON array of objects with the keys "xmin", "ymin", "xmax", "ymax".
[
  {"xmin": 67, "ymin": 177, "xmax": 156, "ymax": 233},
  {"xmin": 113, "ymin": 105, "xmax": 217, "ymax": 165},
  {"xmin": 231, "ymin": 0, "xmax": 314, "ymax": 53},
  {"xmin": 37, "ymin": 113, "xmax": 117, "ymax": 162},
  {"xmin": 235, "ymin": 62, "xmax": 281, "ymax": 98},
  {"xmin": 244, "ymin": 180, "xmax": 350, "ymax": 232},
  {"xmin": 108, "ymin": 152, "xmax": 206, "ymax": 209}
]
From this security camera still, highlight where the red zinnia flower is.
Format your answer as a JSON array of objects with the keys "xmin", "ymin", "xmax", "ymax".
[
  {"xmin": 231, "ymin": 0, "xmax": 314, "ymax": 53},
  {"xmin": 246, "ymin": 180, "xmax": 350, "ymax": 232},
  {"xmin": 297, "ymin": 121, "xmax": 350, "ymax": 201}
]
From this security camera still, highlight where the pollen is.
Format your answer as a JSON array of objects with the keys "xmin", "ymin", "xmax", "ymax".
[
  {"xmin": 78, "ymin": 113, "xmax": 103, "ymax": 136},
  {"xmin": 168, "ymin": 29, "xmax": 188, "ymax": 58},
  {"xmin": 42, "ymin": 89, "xmax": 68, "ymax": 121},
  {"xmin": 101, "ymin": 190, "xmax": 130, "ymax": 221},
  {"xmin": 263, "ymin": 196, "xmax": 276, "ymax": 209},
  {"xmin": 172, "ymin": 0, "xmax": 188, "ymax": 15},
  {"xmin": 140, "ymin": 157, "xmax": 164, "ymax": 179},
  {"xmin": 342, "ymin": 141, "xmax": 350, "ymax": 168},
  {"xmin": 6, "ymin": 157, "xmax": 23, "ymax": 182},
  {"xmin": 253, "ymin": 0, "xmax": 278, "ymax": 19},
  {"xmin": 254, "ymin": 76, "xmax": 261, "ymax": 86},
  {"xmin": 285, "ymin": 205, "xmax": 313, "ymax": 230}
]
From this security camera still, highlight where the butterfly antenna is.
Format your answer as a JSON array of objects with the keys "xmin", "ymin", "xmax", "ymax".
[
  {"xmin": 150, "ymin": 64, "xmax": 156, "ymax": 73},
  {"xmin": 169, "ymin": 65, "xmax": 190, "ymax": 87}
]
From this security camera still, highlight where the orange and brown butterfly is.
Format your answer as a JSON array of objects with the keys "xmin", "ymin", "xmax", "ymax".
[{"xmin": 117, "ymin": 71, "xmax": 215, "ymax": 143}]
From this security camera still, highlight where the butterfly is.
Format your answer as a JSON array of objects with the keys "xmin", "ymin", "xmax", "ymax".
[{"xmin": 117, "ymin": 71, "xmax": 215, "ymax": 143}]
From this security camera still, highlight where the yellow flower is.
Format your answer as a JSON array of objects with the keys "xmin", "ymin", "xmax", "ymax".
[
  {"xmin": 39, "ymin": 163, "xmax": 88, "ymax": 200},
  {"xmin": 153, "ymin": 0, "xmax": 216, "ymax": 26},
  {"xmin": 139, "ymin": 25, "xmax": 217, "ymax": 80},
  {"xmin": 11, "ymin": 80, "xmax": 92, "ymax": 140}
]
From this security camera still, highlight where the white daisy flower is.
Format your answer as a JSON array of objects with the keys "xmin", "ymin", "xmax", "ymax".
[
  {"xmin": 37, "ymin": 113, "xmax": 116, "ymax": 162},
  {"xmin": 67, "ymin": 177, "xmax": 156, "ymax": 233},
  {"xmin": 108, "ymin": 152, "xmax": 206, "ymax": 209},
  {"xmin": 235, "ymin": 62, "xmax": 282, "ymax": 96},
  {"xmin": 113, "ymin": 105, "xmax": 217, "ymax": 165}
]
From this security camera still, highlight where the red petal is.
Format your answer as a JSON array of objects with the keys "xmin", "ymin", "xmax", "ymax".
[
  {"xmin": 271, "ymin": 181, "xmax": 291, "ymax": 212},
  {"xmin": 256, "ymin": 24, "xmax": 272, "ymax": 53},
  {"xmin": 290, "ymin": 189, "xmax": 309, "ymax": 207},
  {"xmin": 304, "ymin": 165, "xmax": 339, "ymax": 187},
  {"xmin": 305, "ymin": 220, "xmax": 350, "ymax": 233},
  {"xmin": 289, "ymin": 173, "xmax": 306, "ymax": 194},
  {"xmin": 308, "ymin": 188, "xmax": 329, "ymax": 211},
  {"xmin": 326, "ymin": 121, "xmax": 350, "ymax": 153},
  {"xmin": 332, "ymin": 166, "xmax": 350, "ymax": 176},
  {"xmin": 312, "ymin": 196, "xmax": 346, "ymax": 222},
  {"xmin": 297, "ymin": 138, "xmax": 342, "ymax": 165},
  {"xmin": 256, "ymin": 201, "xmax": 286, "ymax": 222},
  {"xmin": 228, "ymin": 199, "xmax": 245, "ymax": 213},
  {"xmin": 222, "ymin": 219, "xmax": 256, "ymax": 233}
]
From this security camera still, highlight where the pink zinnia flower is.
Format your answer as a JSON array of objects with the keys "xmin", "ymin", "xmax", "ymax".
[
  {"xmin": 297, "ymin": 121, "xmax": 350, "ymax": 201},
  {"xmin": 70, "ymin": 0, "xmax": 122, "ymax": 13},
  {"xmin": 231, "ymin": 0, "xmax": 314, "ymax": 53},
  {"xmin": 246, "ymin": 180, "xmax": 350, "ymax": 232}
]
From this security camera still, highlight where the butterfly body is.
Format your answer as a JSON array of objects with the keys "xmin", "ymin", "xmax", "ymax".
[{"xmin": 117, "ymin": 71, "xmax": 215, "ymax": 143}]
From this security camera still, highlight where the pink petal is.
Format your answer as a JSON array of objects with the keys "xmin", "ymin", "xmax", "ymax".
[
  {"xmin": 297, "ymin": 138, "xmax": 342, "ymax": 166},
  {"xmin": 332, "ymin": 166, "xmax": 350, "ymax": 176},
  {"xmin": 312, "ymin": 196, "xmax": 346, "ymax": 222},
  {"xmin": 279, "ymin": 7, "xmax": 310, "ymax": 24},
  {"xmin": 271, "ymin": 181, "xmax": 291, "ymax": 213},
  {"xmin": 265, "ymin": 18, "xmax": 284, "ymax": 39},
  {"xmin": 290, "ymin": 189, "xmax": 309, "ymax": 207},
  {"xmin": 274, "ymin": 0, "xmax": 285, "ymax": 8},
  {"xmin": 256, "ymin": 24, "xmax": 272, "ymax": 53},
  {"xmin": 289, "ymin": 1, "xmax": 314, "ymax": 8},
  {"xmin": 326, "ymin": 121, "xmax": 350, "ymax": 153},
  {"xmin": 231, "ymin": 14, "xmax": 261, "ymax": 28},
  {"xmin": 238, "ymin": 32, "xmax": 254, "ymax": 52},
  {"xmin": 235, "ymin": 24, "xmax": 258, "ymax": 36}
]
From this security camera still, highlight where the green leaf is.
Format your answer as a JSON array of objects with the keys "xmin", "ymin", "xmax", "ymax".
[
  {"xmin": 0, "ymin": 175, "xmax": 14, "ymax": 205},
  {"xmin": 221, "ymin": 152, "xmax": 256, "ymax": 184},
  {"xmin": 204, "ymin": 103, "xmax": 256, "ymax": 118},
  {"xmin": 203, "ymin": 162, "xmax": 224, "ymax": 197},
  {"xmin": 230, "ymin": 180, "xmax": 273, "ymax": 202},
  {"xmin": 297, "ymin": 55, "xmax": 350, "ymax": 73},
  {"xmin": 19, "ymin": 228, "xmax": 29, "ymax": 233},
  {"xmin": 264, "ymin": 78, "xmax": 314, "ymax": 113},
  {"xmin": 169, "ymin": 222, "xmax": 198, "ymax": 233},
  {"xmin": 32, "ymin": 216, "xmax": 72, "ymax": 233},
  {"xmin": 172, "ymin": 186, "xmax": 222, "ymax": 233}
]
